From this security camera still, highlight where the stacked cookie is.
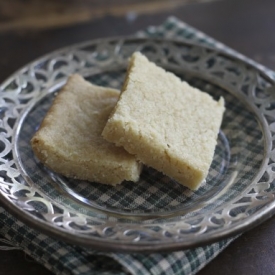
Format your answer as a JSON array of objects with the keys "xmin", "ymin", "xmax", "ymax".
[{"xmin": 31, "ymin": 52, "xmax": 225, "ymax": 190}]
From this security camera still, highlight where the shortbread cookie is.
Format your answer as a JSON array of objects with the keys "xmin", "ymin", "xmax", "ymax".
[
  {"xmin": 31, "ymin": 74, "xmax": 142, "ymax": 185},
  {"xmin": 102, "ymin": 52, "xmax": 225, "ymax": 190}
]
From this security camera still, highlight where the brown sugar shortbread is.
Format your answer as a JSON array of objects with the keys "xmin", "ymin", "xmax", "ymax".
[
  {"xmin": 102, "ymin": 52, "xmax": 225, "ymax": 190},
  {"xmin": 31, "ymin": 74, "xmax": 142, "ymax": 185}
]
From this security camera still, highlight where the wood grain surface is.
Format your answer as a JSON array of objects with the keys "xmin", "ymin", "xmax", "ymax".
[
  {"xmin": 0, "ymin": 0, "xmax": 220, "ymax": 32},
  {"xmin": 1, "ymin": 0, "xmax": 275, "ymax": 274}
]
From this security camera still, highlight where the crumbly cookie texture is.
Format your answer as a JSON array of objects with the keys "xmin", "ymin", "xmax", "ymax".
[
  {"xmin": 102, "ymin": 52, "xmax": 225, "ymax": 190},
  {"xmin": 31, "ymin": 74, "xmax": 142, "ymax": 185}
]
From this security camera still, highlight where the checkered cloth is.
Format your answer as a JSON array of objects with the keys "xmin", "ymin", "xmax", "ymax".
[{"xmin": 0, "ymin": 16, "xmax": 272, "ymax": 275}]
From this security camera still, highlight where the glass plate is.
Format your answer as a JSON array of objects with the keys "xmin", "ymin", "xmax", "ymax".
[{"xmin": 1, "ymin": 37, "xmax": 275, "ymax": 252}]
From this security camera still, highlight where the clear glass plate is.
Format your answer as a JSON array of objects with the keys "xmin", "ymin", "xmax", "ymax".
[{"xmin": 1, "ymin": 37, "xmax": 275, "ymax": 252}]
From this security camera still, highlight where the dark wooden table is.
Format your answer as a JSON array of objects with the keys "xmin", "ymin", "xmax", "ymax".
[{"xmin": 1, "ymin": 0, "xmax": 275, "ymax": 274}]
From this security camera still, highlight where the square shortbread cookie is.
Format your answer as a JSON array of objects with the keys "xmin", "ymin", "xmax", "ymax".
[
  {"xmin": 31, "ymin": 74, "xmax": 142, "ymax": 185},
  {"xmin": 102, "ymin": 52, "xmax": 225, "ymax": 190}
]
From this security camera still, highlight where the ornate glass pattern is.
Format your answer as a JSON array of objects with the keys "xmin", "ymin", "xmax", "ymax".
[{"xmin": 0, "ymin": 38, "xmax": 275, "ymax": 252}]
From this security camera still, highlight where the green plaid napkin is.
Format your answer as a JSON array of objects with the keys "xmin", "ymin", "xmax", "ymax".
[{"xmin": 1, "ymin": 16, "xmax": 271, "ymax": 275}]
